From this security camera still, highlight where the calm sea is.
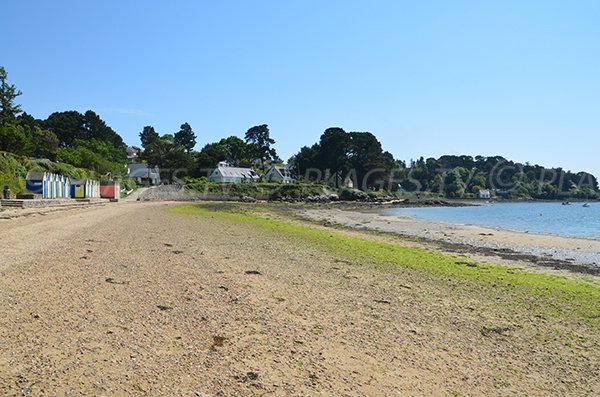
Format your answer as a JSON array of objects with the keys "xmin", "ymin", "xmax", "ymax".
[{"xmin": 382, "ymin": 202, "xmax": 600, "ymax": 239}]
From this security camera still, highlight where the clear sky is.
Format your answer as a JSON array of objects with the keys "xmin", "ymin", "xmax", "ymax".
[{"xmin": 2, "ymin": 1, "xmax": 599, "ymax": 176}]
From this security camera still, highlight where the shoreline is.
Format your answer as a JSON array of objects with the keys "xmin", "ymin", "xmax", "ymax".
[{"xmin": 297, "ymin": 207, "xmax": 600, "ymax": 274}]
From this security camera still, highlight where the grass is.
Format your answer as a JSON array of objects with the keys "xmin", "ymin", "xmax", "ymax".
[
  {"xmin": 169, "ymin": 203, "xmax": 600, "ymax": 330},
  {"xmin": 0, "ymin": 151, "xmax": 97, "ymax": 194}
]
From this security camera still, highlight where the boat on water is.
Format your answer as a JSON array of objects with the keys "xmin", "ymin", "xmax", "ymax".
[
  {"xmin": 562, "ymin": 201, "xmax": 571, "ymax": 205},
  {"xmin": 583, "ymin": 203, "xmax": 591, "ymax": 208}
]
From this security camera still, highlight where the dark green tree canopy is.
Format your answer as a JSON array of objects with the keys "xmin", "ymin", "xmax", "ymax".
[
  {"xmin": 139, "ymin": 125, "xmax": 159, "ymax": 147},
  {"xmin": 0, "ymin": 66, "xmax": 22, "ymax": 126},
  {"xmin": 42, "ymin": 110, "xmax": 124, "ymax": 150},
  {"xmin": 174, "ymin": 122, "xmax": 197, "ymax": 153},
  {"xmin": 290, "ymin": 127, "xmax": 395, "ymax": 189},
  {"xmin": 244, "ymin": 124, "xmax": 277, "ymax": 173},
  {"xmin": 398, "ymin": 155, "xmax": 599, "ymax": 199},
  {"xmin": 194, "ymin": 135, "xmax": 254, "ymax": 176}
]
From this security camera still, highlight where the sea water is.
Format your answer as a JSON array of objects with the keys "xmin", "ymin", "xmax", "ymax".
[{"xmin": 382, "ymin": 202, "xmax": 600, "ymax": 239}]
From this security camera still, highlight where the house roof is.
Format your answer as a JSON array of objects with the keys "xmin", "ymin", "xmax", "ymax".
[
  {"xmin": 127, "ymin": 163, "xmax": 160, "ymax": 179},
  {"xmin": 266, "ymin": 164, "xmax": 294, "ymax": 179},
  {"xmin": 214, "ymin": 165, "xmax": 258, "ymax": 179},
  {"xmin": 26, "ymin": 171, "xmax": 47, "ymax": 180}
]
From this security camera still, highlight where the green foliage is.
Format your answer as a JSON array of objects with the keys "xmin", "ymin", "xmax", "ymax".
[
  {"xmin": 0, "ymin": 67, "xmax": 127, "ymax": 177},
  {"xmin": 139, "ymin": 125, "xmax": 159, "ymax": 147},
  {"xmin": 29, "ymin": 126, "xmax": 59, "ymax": 159},
  {"xmin": 0, "ymin": 124, "xmax": 29, "ymax": 153},
  {"xmin": 26, "ymin": 158, "xmax": 90, "ymax": 179},
  {"xmin": 0, "ymin": 151, "xmax": 28, "ymax": 194},
  {"xmin": 184, "ymin": 178, "xmax": 326, "ymax": 200},
  {"xmin": 121, "ymin": 178, "xmax": 137, "ymax": 191},
  {"xmin": 245, "ymin": 124, "xmax": 278, "ymax": 173},
  {"xmin": 0, "ymin": 67, "xmax": 22, "ymax": 126},
  {"xmin": 290, "ymin": 127, "xmax": 396, "ymax": 190},
  {"xmin": 194, "ymin": 135, "xmax": 254, "ymax": 176},
  {"xmin": 174, "ymin": 122, "xmax": 196, "ymax": 153},
  {"xmin": 140, "ymin": 128, "xmax": 194, "ymax": 181},
  {"xmin": 0, "ymin": 152, "xmax": 95, "ymax": 194},
  {"xmin": 400, "ymin": 156, "xmax": 599, "ymax": 199},
  {"xmin": 41, "ymin": 110, "xmax": 125, "ymax": 151},
  {"xmin": 339, "ymin": 187, "xmax": 368, "ymax": 201},
  {"xmin": 56, "ymin": 139, "xmax": 126, "ymax": 175}
]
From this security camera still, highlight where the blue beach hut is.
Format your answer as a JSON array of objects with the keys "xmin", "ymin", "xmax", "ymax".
[{"xmin": 26, "ymin": 172, "xmax": 50, "ymax": 198}]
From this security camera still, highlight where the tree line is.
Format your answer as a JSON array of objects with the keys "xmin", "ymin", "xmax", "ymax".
[
  {"xmin": 1, "ymin": 67, "xmax": 126, "ymax": 175},
  {"xmin": 400, "ymin": 155, "xmax": 599, "ymax": 199},
  {"xmin": 1, "ymin": 66, "xmax": 598, "ymax": 198},
  {"xmin": 138, "ymin": 123, "xmax": 281, "ymax": 181}
]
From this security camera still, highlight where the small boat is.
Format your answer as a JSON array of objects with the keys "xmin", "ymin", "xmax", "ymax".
[
  {"xmin": 583, "ymin": 203, "xmax": 590, "ymax": 208},
  {"xmin": 562, "ymin": 201, "xmax": 571, "ymax": 205}
]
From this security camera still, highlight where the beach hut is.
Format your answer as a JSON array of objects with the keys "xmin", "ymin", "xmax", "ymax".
[
  {"xmin": 100, "ymin": 181, "xmax": 120, "ymax": 200},
  {"xmin": 26, "ymin": 171, "xmax": 63, "ymax": 199},
  {"xmin": 48, "ymin": 173, "xmax": 55, "ymax": 198},
  {"xmin": 26, "ymin": 171, "xmax": 71, "ymax": 199},
  {"xmin": 70, "ymin": 179, "xmax": 86, "ymax": 198},
  {"xmin": 88, "ymin": 179, "xmax": 100, "ymax": 198},
  {"xmin": 61, "ymin": 176, "xmax": 71, "ymax": 198},
  {"xmin": 26, "ymin": 172, "xmax": 48, "ymax": 197}
]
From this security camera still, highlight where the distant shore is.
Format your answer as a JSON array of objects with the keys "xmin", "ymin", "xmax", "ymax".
[{"xmin": 297, "ymin": 206, "xmax": 600, "ymax": 274}]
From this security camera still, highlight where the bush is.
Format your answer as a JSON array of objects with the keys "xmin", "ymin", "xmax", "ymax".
[
  {"xmin": 121, "ymin": 179, "xmax": 137, "ymax": 191},
  {"xmin": 0, "ymin": 152, "xmax": 28, "ymax": 194},
  {"xmin": 339, "ymin": 188, "xmax": 368, "ymax": 201}
]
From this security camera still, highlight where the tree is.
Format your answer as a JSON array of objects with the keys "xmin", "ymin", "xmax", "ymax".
[
  {"xmin": 0, "ymin": 124, "xmax": 29, "ymax": 153},
  {"xmin": 194, "ymin": 142, "xmax": 227, "ymax": 176},
  {"xmin": 141, "ymin": 132, "xmax": 193, "ymax": 181},
  {"xmin": 83, "ymin": 110, "xmax": 124, "ymax": 147},
  {"xmin": 29, "ymin": 127, "xmax": 59, "ymax": 159},
  {"xmin": 139, "ymin": 125, "xmax": 159, "ymax": 148},
  {"xmin": 317, "ymin": 127, "xmax": 350, "ymax": 187},
  {"xmin": 193, "ymin": 136, "xmax": 253, "ymax": 177},
  {"xmin": 347, "ymin": 132, "xmax": 395, "ymax": 189},
  {"xmin": 0, "ymin": 67, "xmax": 22, "ymax": 126},
  {"xmin": 288, "ymin": 144, "xmax": 319, "ymax": 181},
  {"xmin": 42, "ymin": 111, "xmax": 86, "ymax": 146},
  {"xmin": 41, "ymin": 110, "xmax": 125, "ymax": 152},
  {"xmin": 289, "ymin": 128, "xmax": 396, "ymax": 189},
  {"xmin": 174, "ymin": 122, "xmax": 196, "ymax": 153},
  {"xmin": 244, "ymin": 124, "xmax": 277, "ymax": 174}
]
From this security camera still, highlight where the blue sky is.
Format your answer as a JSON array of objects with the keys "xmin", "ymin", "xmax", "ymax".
[{"xmin": 2, "ymin": 1, "xmax": 599, "ymax": 175}]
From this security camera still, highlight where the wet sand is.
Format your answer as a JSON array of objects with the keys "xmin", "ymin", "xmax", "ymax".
[{"xmin": 298, "ymin": 207, "xmax": 600, "ymax": 273}]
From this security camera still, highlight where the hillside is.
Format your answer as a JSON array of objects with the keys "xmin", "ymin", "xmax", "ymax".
[{"xmin": 0, "ymin": 151, "xmax": 106, "ymax": 195}]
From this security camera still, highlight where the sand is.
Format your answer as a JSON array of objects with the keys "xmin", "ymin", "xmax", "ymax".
[
  {"xmin": 298, "ymin": 207, "xmax": 600, "ymax": 272},
  {"xmin": 0, "ymin": 201, "xmax": 598, "ymax": 396}
]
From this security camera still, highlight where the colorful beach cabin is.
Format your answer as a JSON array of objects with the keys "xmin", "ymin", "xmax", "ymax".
[
  {"xmin": 26, "ymin": 172, "xmax": 50, "ymax": 198},
  {"xmin": 53, "ymin": 174, "xmax": 71, "ymax": 198},
  {"xmin": 87, "ymin": 179, "xmax": 100, "ymax": 198},
  {"xmin": 26, "ymin": 171, "xmax": 71, "ymax": 199},
  {"xmin": 100, "ymin": 181, "xmax": 120, "ymax": 200},
  {"xmin": 70, "ymin": 179, "xmax": 86, "ymax": 198},
  {"xmin": 71, "ymin": 179, "xmax": 101, "ymax": 198}
]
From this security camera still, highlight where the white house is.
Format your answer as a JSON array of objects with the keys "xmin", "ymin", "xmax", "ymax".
[
  {"xmin": 478, "ymin": 189, "xmax": 491, "ymax": 199},
  {"xmin": 265, "ymin": 164, "xmax": 296, "ymax": 184},
  {"xmin": 208, "ymin": 161, "xmax": 259, "ymax": 183}
]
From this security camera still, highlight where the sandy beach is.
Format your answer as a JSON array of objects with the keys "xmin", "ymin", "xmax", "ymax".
[
  {"xmin": 298, "ymin": 207, "xmax": 600, "ymax": 273},
  {"xmin": 1, "ymin": 201, "xmax": 599, "ymax": 396}
]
